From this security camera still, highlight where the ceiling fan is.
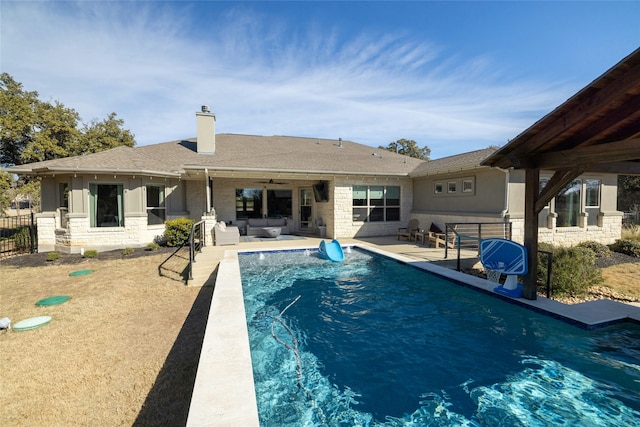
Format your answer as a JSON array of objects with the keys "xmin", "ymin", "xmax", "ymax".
[{"xmin": 255, "ymin": 178, "xmax": 288, "ymax": 185}]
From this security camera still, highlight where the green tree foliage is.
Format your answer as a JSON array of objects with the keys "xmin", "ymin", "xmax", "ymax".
[
  {"xmin": 0, "ymin": 73, "xmax": 135, "ymax": 167},
  {"xmin": 0, "ymin": 170, "xmax": 13, "ymax": 215},
  {"xmin": 80, "ymin": 112, "xmax": 135, "ymax": 155},
  {"xmin": 378, "ymin": 138, "xmax": 431, "ymax": 160},
  {"xmin": 0, "ymin": 73, "xmax": 39, "ymax": 166},
  {"xmin": 1, "ymin": 73, "xmax": 135, "ymax": 212},
  {"xmin": 618, "ymin": 175, "xmax": 640, "ymax": 212}
]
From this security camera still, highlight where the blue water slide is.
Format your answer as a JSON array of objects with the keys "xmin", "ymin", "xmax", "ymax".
[{"xmin": 318, "ymin": 239, "xmax": 345, "ymax": 262}]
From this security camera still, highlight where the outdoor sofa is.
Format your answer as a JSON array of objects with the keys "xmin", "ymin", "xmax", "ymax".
[{"xmin": 245, "ymin": 218, "xmax": 289, "ymax": 236}]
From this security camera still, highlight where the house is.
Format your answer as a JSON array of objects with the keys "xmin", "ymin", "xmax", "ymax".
[{"xmin": 7, "ymin": 105, "xmax": 622, "ymax": 254}]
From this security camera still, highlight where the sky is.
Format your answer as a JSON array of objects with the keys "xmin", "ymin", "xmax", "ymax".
[{"xmin": 2, "ymin": 1, "xmax": 639, "ymax": 159}]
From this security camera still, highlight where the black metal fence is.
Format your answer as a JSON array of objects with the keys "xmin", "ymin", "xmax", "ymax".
[{"xmin": 0, "ymin": 213, "xmax": 37, "ymax": 259}]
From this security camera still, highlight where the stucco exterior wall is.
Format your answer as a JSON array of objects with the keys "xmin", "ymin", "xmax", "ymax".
[
  {"xmin": 412, "ymin": 170, "xmax": 622, "ymax": 247},
  {"xmin": 413, "ymin": 168, "xmax": 507, "ymax": 215},
  {"xmin": 36, "ymin": 174, "xmax": 186, "ymax": 253}
]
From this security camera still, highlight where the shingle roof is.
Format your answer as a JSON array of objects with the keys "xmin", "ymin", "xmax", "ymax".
[
  {"xmin": 7, "ymin": 133, "xmax": 495, "ymax": 178},
  {"xmin": 9, "ymin": 134, "xmax": 425, "ymax": 177},
  {"xmin": 409, "ymin": 147, "xmax": 498, "ymax": 177}
]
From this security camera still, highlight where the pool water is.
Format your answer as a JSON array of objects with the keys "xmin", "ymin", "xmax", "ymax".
[{"xmin": 240, "ymin": 248, "xmax": 640, "ymax": 426}]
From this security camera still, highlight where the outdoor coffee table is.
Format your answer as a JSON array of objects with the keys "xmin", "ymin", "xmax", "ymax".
[{"xmin": 261, "ymin": 227, "xmax": 282, "ymax": 238}]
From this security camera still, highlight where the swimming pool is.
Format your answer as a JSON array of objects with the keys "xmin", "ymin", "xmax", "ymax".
[{"xmin": 240, "ymin": 248, "xmax": 640, "ymax": 426}]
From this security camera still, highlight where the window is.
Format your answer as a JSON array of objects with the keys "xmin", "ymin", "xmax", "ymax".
[
  {"xmin": 352, "ymin": 185, "xmax": 400, "ymax": 222},
  {"xmin": 448, "ymin": 182, "xmax": 457, "ymax": 193},
  {"xmin": 585, "ymin": 179, "xmax": 600, "ymax": 207},
  {"xmin": 236, "ymin": 188, "xmax": 263, "ymax": 219},
  {"xmin": 555, "ymin": 179, "xmax": 581, "ymax": 227},
  {"xmin": 267, "ymin": 189, "xmax": 292, "ymax": 218},
  {"xmin": 146, "ymin": 185, "xmax": 165, "ymax": 225},
  {"xmin": 89, "ymin": 183, "xmax": 124, "ymax": 227},
  {"xmin": 235, "ymin": 188, "xmax": 292, "ymax": 219},
  {"xmin": 434, "ymin": 183, "xmax": 443, "ymax": 194},
  {"xmin": 59, "ymin": 183, "xmax": 69, "ymax": 208},
  {"xmin": 462, "ymin": 179, "xmax": 474, "ymax": 193}
]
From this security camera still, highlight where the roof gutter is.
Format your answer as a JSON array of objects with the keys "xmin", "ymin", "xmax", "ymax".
[
  {"xmin": 9, "ymin": 166, "xmax": 182, "ymax": 178},
  {"xmin": 182, "ymin": 165, "xmax": 410, "ymax": 177}
]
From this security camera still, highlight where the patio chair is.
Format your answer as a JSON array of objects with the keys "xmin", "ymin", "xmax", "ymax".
[
  {"xmin": 214, "ymin": 221, "xmax": 240, "ymax": 246},
  {"xmin": 397, "ymin": 219, "xmax": 419, "ymax": 241},
  {"xmin": 428, "ymin": 223, "xmax": 457, "ymax": 249}
]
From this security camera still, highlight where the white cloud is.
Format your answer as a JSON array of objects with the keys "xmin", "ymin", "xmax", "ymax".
[{"xmin": 1, "ymin": 1, "xmax": 571, "ymax": 158}]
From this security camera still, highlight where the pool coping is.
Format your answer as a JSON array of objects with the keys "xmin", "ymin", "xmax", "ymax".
[{"xmin": 186, "ymin": 243, "xmax": 640, "ymax": 426}]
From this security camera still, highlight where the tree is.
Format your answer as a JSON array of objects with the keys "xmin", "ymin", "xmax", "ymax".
[
  {"xmin": 0, "ymin": 73, "xmax": 39, "ymax": 166},
  {"xmin": 1, "ymin": 73, "xmax": 136, "ymax": 212},
  {"xmin": 0, "ymin": 170, "xmax": 13, "ymax": 215},
  {"xmin": 0, "ymin": 73, "xmax": 135, "ymax": 166},
  {"xmin": 379, "ymin": 139, "xmax": 431, "ymax": 160},
  {"xmin": 618, "ymin": 175, "xmax": 640, "ymax": 212},
  {"xmin": 80, "ymin": 112, "xmax": 135, "ymax": 154}
]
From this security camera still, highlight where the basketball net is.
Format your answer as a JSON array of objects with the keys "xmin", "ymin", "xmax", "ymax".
[{"xmin": 486, "ymin": 269, "xmax": 502, "ymax": 283}]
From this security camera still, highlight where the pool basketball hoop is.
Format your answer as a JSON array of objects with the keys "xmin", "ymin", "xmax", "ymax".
[{"xmin": 480, "ymin": 238, "xmax": 528, "ymax": 298}]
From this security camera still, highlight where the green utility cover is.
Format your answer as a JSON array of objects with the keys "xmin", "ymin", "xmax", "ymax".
[
  {"xmin": 69, "ymin": 269, "xmax": 94, "ymax": 277},
  {"xmin": 36, "ymin": 295, "xmax": 70, "ymax": 306}
]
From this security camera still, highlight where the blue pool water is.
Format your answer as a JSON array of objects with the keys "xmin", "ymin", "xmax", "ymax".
[{"xmin": 239, "ymin": 248, "xmax": 640, "ymax": 426}]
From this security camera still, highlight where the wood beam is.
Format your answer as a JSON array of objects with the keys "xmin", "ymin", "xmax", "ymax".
[
  {"xmin": 534, "ymin": 138, "xmax": 640, "ymax": 170},
  {"xmin": 587, "ymin": 161, "xmax": 640, "ymax": 175},
  {"xmin": 535, "ymin": 167, "xmax": 587, "ymax": 214},
  {"xmin": 510, "ymin": 61, "xmax": 640, "ymax": 155},
  {"xmin": 522, "ymin": 169, "xmax": 540, "ymax": 300}
]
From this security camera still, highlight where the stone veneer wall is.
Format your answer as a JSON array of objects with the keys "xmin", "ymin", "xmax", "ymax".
[
  {"xmin": 42, "ymin": 213, "xmax": 158, "ymax": 254},
  {"xmin": 333, "ymin": 178, "xmax": 413, "ymax": 238},
  {"xmin": 535, "ymin": 212, "xmax": 623, "ymax": 246}
]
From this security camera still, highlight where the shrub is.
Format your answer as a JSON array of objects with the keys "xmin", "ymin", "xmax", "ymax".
[
  {"xmin": 576, "ymin": 241, "xmax": 611, "ymax": 258},
  {"xmin": 610, "ymin": 239, "xmax": 640, "ymax": 258},
  {"xmin": 537, "ymin": 243, "xmax": 603, "ymax": 298},
  {"xmin": 146, "ymin": 242, "xmax": 160, "ymax": 251},
  {"xmin": 164, "ymin": 217, "xmax": 195, "ymax": 247},
  {"xmin": 83, "ymin": 249, "xmax": 98, "ymax": 258},
  {"xmin": 13, "ymin": 226, "xmax": 31, "ymax": 251},
  {"xmin": 122, "ymin": 247, "xmax": 134, "ymax": 256},
  {"xmin": 46, "ymin": 251, "xmax": 60, "ymax": 262}
]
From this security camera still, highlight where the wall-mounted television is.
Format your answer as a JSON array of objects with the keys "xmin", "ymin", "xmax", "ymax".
[{"xmin": 313, "ymin": 181, "xmax": 329, "ymax": 202}]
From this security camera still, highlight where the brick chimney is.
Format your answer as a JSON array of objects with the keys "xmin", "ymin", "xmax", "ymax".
[{"xmin": 196, "ymin": 105, "xmax": 216, "ymax": 154}]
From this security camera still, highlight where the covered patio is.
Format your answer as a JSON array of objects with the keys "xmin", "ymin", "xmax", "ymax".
[{"xmin": 482, "ymin": 47, "xmax": 640, "ymax": 300}]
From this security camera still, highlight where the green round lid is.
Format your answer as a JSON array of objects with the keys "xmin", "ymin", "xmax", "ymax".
[
  {"xmin": 69, "ymin": 269, "xmax": 94, "ymax": 277},
  {"xmin": 13, "ymin": 316, "xmax": 52, "ymax": 331},
  {"xmin": 36, "ymin": 295, "xmax": 70, "ymax": 306}
]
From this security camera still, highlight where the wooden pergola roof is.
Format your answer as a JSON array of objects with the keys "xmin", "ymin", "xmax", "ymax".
[{"xmin": 481, "ymin": 47, "xmax": 640, "ymax": 299}]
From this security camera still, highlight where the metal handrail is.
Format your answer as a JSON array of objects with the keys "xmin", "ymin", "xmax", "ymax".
[
  {"xmin": 188, "ymin": 220, "xmax": 206, "ymax": 281},
  {"xmin": 444, "ymin": 222, "xmax": 513, "ymax": 270}
]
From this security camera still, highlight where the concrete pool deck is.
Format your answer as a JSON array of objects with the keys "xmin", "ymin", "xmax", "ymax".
[{"xmin": 185, "ymin": 236, "xmax": 640, "ymax": 426}]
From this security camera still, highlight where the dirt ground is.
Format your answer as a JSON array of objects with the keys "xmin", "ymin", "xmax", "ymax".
[
  {"xmin": 1, "ymin": 246, "xmax": 638, "ymax": 426},
  {"xmin": 0, "ymin": 248, "xmax": 213, "ymax": 427}
]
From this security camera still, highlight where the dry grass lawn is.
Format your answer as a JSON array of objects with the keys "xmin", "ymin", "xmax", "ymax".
[
  {"xmin": 1, "ymin": 250, "xmax": 212, "ymax": 426},
  {"xmin": 601, "ymin": 263, "xmax": 640, "ymax": 300}
]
